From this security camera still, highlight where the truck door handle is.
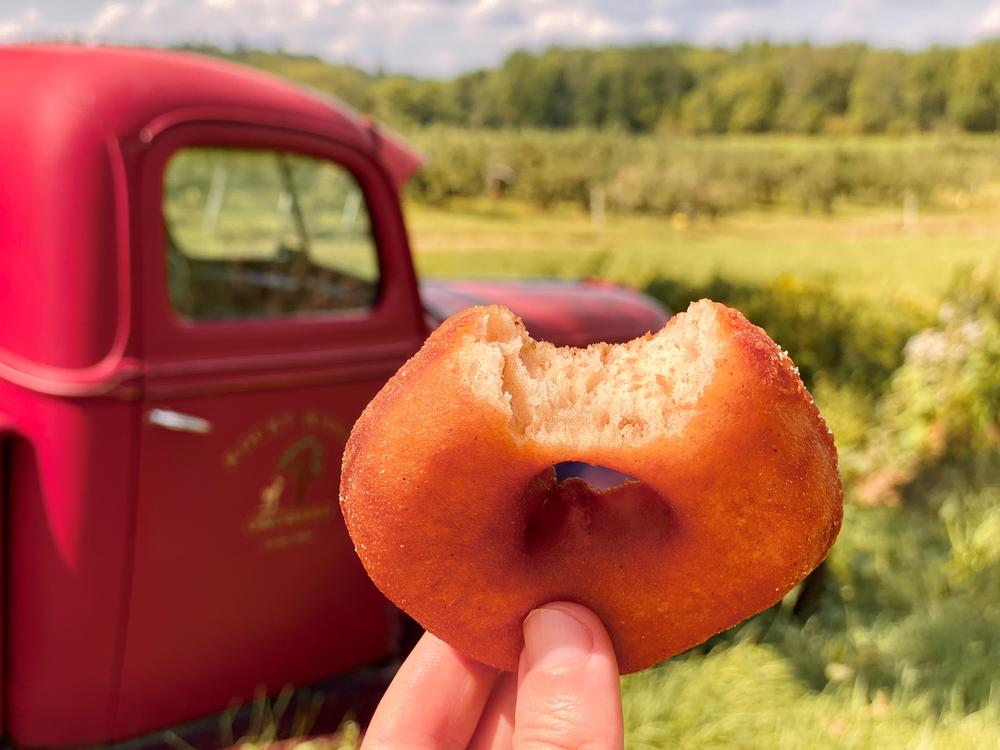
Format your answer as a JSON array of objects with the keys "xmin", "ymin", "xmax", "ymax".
[{"xmin": 147, "ymin": 408, "xmax": 213, "ymax": 435}]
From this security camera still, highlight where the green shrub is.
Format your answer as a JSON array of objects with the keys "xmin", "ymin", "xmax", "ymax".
[
  {"xmin": 857, "ymin": 267, "xmax": 1000, "ymax": 503},
  {"xmin": 642, "ymin": 273, "xmax": 928, "ymax": 392}
]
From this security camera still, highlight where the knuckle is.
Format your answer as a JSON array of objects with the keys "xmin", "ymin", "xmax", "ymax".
[
  {"xmin": 517, "ymin": 735, "xmax": 612, "ymax": 750},
  {"xmin": 515, "ymin": 698, "xmax": 614, "ymax": 750}
]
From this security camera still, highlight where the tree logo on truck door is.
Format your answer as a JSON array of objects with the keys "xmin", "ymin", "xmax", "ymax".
[
  {"xmin": 231, "ymin": 410, "xmax": 349, "ymax": 550},
  {"xmin": 256, "ymin": 435, "xmax": 324, "ymax": 515}
]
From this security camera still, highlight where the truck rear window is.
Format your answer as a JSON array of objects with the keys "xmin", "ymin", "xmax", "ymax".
[{"xmin": 164, "ymin": 148, "xmax": 379, "ymax": 321}]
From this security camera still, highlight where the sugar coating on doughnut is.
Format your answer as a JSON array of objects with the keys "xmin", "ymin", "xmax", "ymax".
[{"xmin": 459, "ymin": 299, "xmax": 722, "ymax": 447}]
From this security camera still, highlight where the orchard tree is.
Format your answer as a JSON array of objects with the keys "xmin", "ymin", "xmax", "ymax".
[{"xmin": 906, "ymin": 47, "xmax": 957, "ymax": 130}]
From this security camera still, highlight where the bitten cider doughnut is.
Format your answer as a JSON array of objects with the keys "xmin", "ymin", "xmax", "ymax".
[{"xmin": 340, "ymin": 300, "xmax": 842, "ymax": 674}]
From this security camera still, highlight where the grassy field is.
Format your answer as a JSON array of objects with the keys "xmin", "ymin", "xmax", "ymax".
[
  {"xmin": 406, "ymin": 196, "xmax": 1000, "ymax": 310},
  {"xmin": 249, "ymin": 196, "xmax": 998, "ymax": 749}
]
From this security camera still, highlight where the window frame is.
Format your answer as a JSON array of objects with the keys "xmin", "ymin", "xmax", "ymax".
[
  {"xmin": 136, "ymin": 119, "xmax": 426, "ymax": 373},
  {"xmin": 163, "ymin": 145, "xmax": 383, "ymax": 323}
]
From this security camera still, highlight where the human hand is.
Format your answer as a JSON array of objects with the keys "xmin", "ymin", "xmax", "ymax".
[{"xmin": 361, "ymin": 602, "xmax": 624, "ymax": 749}]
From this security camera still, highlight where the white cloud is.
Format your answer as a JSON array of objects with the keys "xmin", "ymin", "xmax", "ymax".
[
  {"xmin": 699, "ymin": 8, "xmax": 754, "ymax": 43},
  {"xmin": 87, "ymin": 2, "xmax": 129, "ymax": 38},
  {"xmin": 647, "ymin": 16, "xmax": 677, "ymax": 36},
  {"xmin": 0, "ymin": 5, "xmax": 42, "ymax": 41},
  {"xmin": 141, "ymin": 0, "xmax": 167, "ymax": 17},
  {"xmin": 466, "ymin": 0, "xmax": 504, "ymax": 20},
  {"xmin": 298, "ymin": 0, "xmax": 320, "ymax": 20},
  {"xmin": 973, "ymin": 1, "xmax": 1000, "ymax": 35},
  {"xmin": 819, "ymin": 0, "xmax": 871, "ymax": 41},
  {"xmin": 529, "ymin": 7, "xmax": 625, "ymax": 43}
]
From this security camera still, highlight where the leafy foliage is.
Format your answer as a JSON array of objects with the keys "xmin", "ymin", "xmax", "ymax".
[
  {"xmin": 644, "ymin": 274, "xmax": 928, "ymax": 392},
  {"xmin": 857, "ymin": 268, "xmax": 1000, "ymax": 503},
  {"xmin": 402, "ymin": 129, "xmax": 1000, "ymax": 217},
  {"xmin": 189, "ymin": 41, "xmax": 1000, "ymax": 136}
]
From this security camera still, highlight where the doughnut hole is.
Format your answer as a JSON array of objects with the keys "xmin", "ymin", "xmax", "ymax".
[
  {"xmin": 554, "ymin": 461, "xmax": 635, "ymax": 490},
  {"xmin": 522, "ymin": 465, "xmax": 673, "ymax": 557}
]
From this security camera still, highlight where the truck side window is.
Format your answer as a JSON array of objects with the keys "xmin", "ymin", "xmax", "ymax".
[{"xmin": 163, "ymin": 148, "xmax": 379, "ymax": 320}]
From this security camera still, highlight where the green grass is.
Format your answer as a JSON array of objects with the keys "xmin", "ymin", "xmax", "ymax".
[{"xmin": 406, "ymin": 197, "xmax": 1000, "ymax": 310}]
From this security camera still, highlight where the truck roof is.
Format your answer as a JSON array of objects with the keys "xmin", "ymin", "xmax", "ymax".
[{"xmin": 0, "ymin": 45, "xmax": 421, "ymax": 188}]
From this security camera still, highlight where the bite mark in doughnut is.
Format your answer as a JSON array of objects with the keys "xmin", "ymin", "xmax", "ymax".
[{"xmin": 340, "ymin": 300, "xmax": 843, "ymax": 674}]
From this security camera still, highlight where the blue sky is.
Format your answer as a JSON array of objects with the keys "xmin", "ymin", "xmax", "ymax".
[{"xmin": 4, "ymin": 1, "xmax": 1000, "ymax": 76}]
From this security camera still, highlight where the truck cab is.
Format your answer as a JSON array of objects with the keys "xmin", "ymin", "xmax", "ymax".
[{"xmin": 0, "ymin": 46, "xmax": 667, "ymax": 747}]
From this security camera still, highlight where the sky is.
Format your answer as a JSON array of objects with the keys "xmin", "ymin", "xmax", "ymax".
[{"xmin": 4, "ymin": 1, "xmax": 1000, "ymax": 77}]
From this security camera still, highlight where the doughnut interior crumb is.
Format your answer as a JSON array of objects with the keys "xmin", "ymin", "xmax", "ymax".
[{"xmin": 460, "ymin": 299, "xmax": 722, "ymax": 447}]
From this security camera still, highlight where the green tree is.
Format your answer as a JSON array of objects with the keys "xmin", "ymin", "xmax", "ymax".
[
  {"xmin": 625, "ymin": 45, "xmax": 695, "ymax": 131},
  {"xmin": 193, "ymin": 40, "xmax": 1000, "ymax": 135},
  {"xmin": 534, "ymin": 51, "xmax": 577, "ymax": 128},
  {"xmin": 680, "ymin": 86, "xmax": 729, "ymax": 134},
  {"xmin": 848, "ymin": 50, "xmax": 908, "ymax": 133},
  {"xmin": 950, "ymin": 41, "xmax": 1000, "ymax": 131},
  {"xmin": 496, "ymin": 49, "xmax": 539, "ymax": 126},
  {"xmin": 453, "ymin": 70, "xmax": 505, "ymax": 128},
  {"xmin": 721, "ymin": 65, "xmax": 783, "ymax": 133},
  {"xmin": 373, "ymin": 77, "xmax": 459, "ymax": 127},
  {"xmin": 777, "ymin": 44, "xmax": 864, "ymax": 133},
  {"xmin": 906, "ymin": 47, "xmax": 957, "ymax": 130},
  {"xmin": 577, "ymin": 49, "xmax": 632, "ymax": 128}
]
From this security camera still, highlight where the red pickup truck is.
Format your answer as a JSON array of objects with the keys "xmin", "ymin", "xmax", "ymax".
[{"xmin": 0, "ymin": 45, "xmax": 668, "ymax": 747}]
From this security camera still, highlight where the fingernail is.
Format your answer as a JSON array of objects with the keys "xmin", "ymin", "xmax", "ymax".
[{"xmin": 523, "ymin": 605, "xmax": 593, "ymax": 670}]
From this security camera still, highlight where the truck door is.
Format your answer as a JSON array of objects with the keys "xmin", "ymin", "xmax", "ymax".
[{"xmin": 115, "ymin": 124, "xmax": 426, "ymax": 736}]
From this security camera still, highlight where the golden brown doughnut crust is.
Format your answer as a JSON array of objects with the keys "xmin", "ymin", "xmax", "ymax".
[{"xmin": 340, "ymin": 301, "xmax": 842, "ymax": 674}]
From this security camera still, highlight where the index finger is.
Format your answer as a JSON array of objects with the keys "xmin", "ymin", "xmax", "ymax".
[{"xmin": 362, "ymin": 631, "xmax": 499, "ymax": 750}]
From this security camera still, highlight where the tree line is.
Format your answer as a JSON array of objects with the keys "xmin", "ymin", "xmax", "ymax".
[{"xmin": 187, "ymin": 41, "xmax": 1000, "ymax": 134}]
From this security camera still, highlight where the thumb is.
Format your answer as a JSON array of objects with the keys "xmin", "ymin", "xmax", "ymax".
[{"xmin": 513, "ymin": 602, "xmax": 624, "ymax": 750}]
